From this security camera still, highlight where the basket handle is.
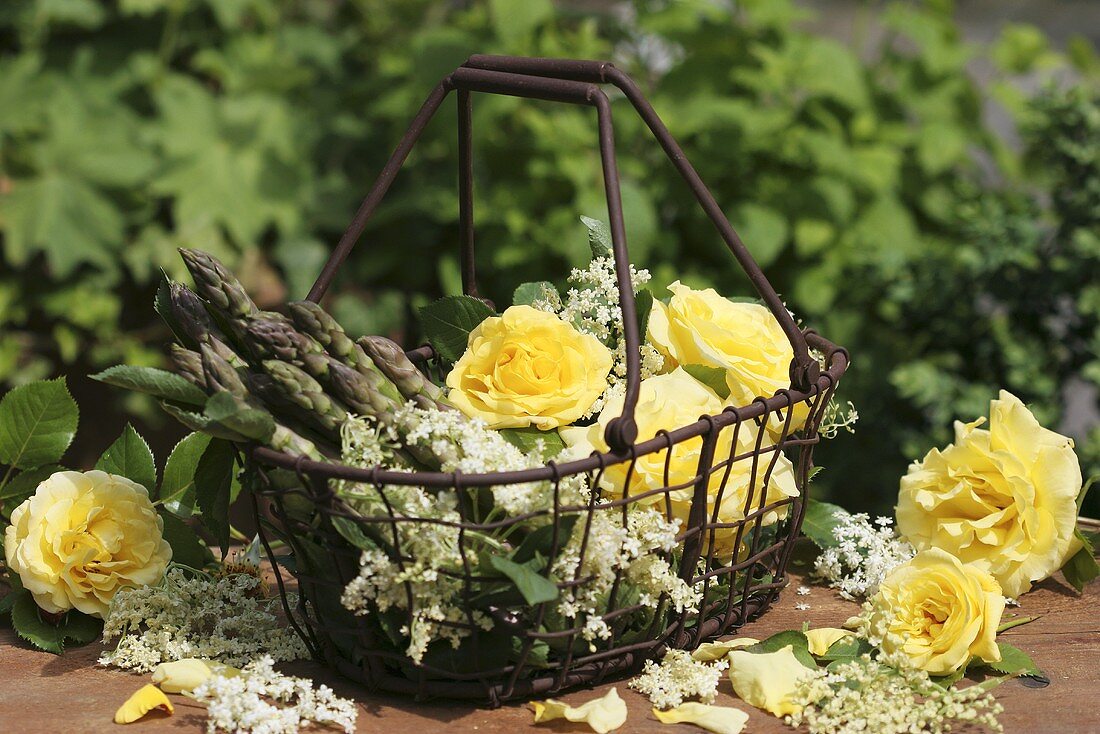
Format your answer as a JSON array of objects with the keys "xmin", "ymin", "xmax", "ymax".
[{"xmin": 306, "ymin": 57, "xmax": 818, "ymax": 452}]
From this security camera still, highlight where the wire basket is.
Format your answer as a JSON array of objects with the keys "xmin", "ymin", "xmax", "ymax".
[{"xmin": 246, "ymin": 55, "xmax": 849, "ymax": 706}]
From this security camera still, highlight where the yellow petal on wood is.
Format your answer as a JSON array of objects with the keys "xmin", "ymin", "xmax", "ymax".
[
  {"xmin": 728, "ymin": 645, "xmax": 814, "ymax": 717},
  {"xmin": 804, "ymin": 627, "xmax": 855, "ymax": 656},
  {"xmin": 151, "ymin": 658, "xmax": 239, "ymax": 693},
  {"xmin": 531, "ymin": 687, "xmax": 628, "ymax": 733},
  {"xmin": 114, "ymin": 684, "xmax": 174, "ymax": 724},
  {"xmin": 691, "ymin": 638, "xmax": 760, "ymax": 662},
  {"xmin": 653, "ymin": 703, "xmax": 749, "ymax": 734}
]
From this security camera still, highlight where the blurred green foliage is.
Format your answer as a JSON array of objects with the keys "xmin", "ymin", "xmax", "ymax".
[{"xmin": 0, "ymin": 0, "xmax": 1097, "ymax": 513}]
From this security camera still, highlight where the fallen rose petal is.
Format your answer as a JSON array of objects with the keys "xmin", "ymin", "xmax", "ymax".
[
  {"xmin": 151, "ymin": 658, "xmax": 239, "ymax": 693},
  {"xmin": 114, "ymin": 684, "xmax": 174, "ymax": 724},
  {"xmin": 728, "ymin": 645, "xmax": 815, "ymax": 716},
  {"xmin": 653, "ymin": 702, "xmax": 749, "ymax": 734},
  {"xmin": 804, "ymin": 627, "xmax": 855, "ymax": 656},
  {"xmin": 532, "ymin": 687, "xmax": 628, "ymax": 733},
  {"xmin": 691, "ymin": 638, "xmax": 759, "ymax": 662}
]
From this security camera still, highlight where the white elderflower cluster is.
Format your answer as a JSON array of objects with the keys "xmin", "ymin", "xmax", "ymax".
[
  {"xmin": 339, "ymin": 410, "xmax": 587, "ymax": 663},
  {"xmin": 813, "ymin": 512, "xmax": 915, "ymax": 600},
  {"xmin": 819, "ymin": 400, "xmax": 859, "ymax": 439},
  {"xmin": 533, "ymin": 255, "xmax": 664, "ymax": 417},
  {"xmin": 193, "ymin": 655, "xmax": 357, "ymax": 734},
  {"xmin": 100, "ymin": 568, "xmax": 308, "ymax": 673},
  {"xmin": 553, "ymin": 506, "xmax": 698, "ymax": 644},
  {"xmin": 629, "ymin": 649, "xmax": 728, "ymax": 709},
  {"xmin": 786, "ymin": 654, "xmax": 1004, "ymax": 734}
]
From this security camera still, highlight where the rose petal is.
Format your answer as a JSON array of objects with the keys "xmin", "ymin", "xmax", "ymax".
[
  {"xmin": 728, "ymin": 645, "xmax": 814, "ymax": 716},
  {"xmin": 114, "ymin": 684, "xmax": 174, "ymax": 724},
  {"xmin": 531, "ymin": 687, "xmax": 628, "ymax": 733},
  {"xmin": 151, "ymin": 658, "xmax": 238, "ymax": 693},
  {"xmin": 804, "ymin": 628, "xmax": 855, "ymax": 656},
  {"xmin": 691, "ymin": 638, "xmax": 760, "ymax": 662},
  {"xmin": 653, "ymin": 703, "xmax": 749, "ymax": 734}
]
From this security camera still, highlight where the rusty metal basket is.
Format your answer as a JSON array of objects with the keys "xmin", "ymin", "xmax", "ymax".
[{"xmin": 246, "ymin": 55, "xmax": 849, "ymax": 706}]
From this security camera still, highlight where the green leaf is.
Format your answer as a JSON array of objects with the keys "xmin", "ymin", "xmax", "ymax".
[
  {"xmin": 159, "ymin": 401, "xmax": 245, "ymax": 441},
  {"xmin": 499, "ymin": 427, "xmax": 566, "ymax": 460},
  {"xmin": 203, "ymin": 392, "xmax": 275, "ymax": 442},
  {"xmin": 92, "ymin": 365, "xmax": 207, "ymax": 406},
  {"xmin": 160, "ymin": 432, "xmax": 213, "ymax": 517},
  {"xmin": 419, "ymin": 295, "xmax": 496, "ymax": 363},
  {"xmin": 8, "ymin": 592, "xmax": 99, "ymax": 652},
  {"xmin": 488, "ymin": 0, "xmax": 553, "ymax": 41},
  {"xmin": 331, "ymin": 515, "xmax": 380, "ymax": 552},
  {"xmin": 733, "ymin": 203, "xmax": 788, "ymax": 268},
  {"xmin": 800, "ymin": 499, "xmax": 851, "ymax": 549},
  {"xmin": 817, "ymin": 634, "xmax": 872, "ymax": 661},
  {"xmin": 0, "ymin": 463, "xmax": 62, "ymax": 508},
  {"xmin": 488, "ymin": 554, "xmax": 559, "ymax": 605},
  {"xmin": 513, "ymin": 281, "xmax": 558, "ymax": 307},
  {"xmin": 746, "ymin": 630, "xmax": 818, "ymax": 669},
  {"xmin": 0, "ymin": 378, "xmax": 79, "ymax": 470},
  {"xmin": 512, "ymin": 517, "xmax": 579, "ymax": 564},
  {"xmin": 682, "ymin": 364, "xmax": 732, "ymax": 400},
  {"xmin": 1062, "ymin": 529, "xmax": 1099, "ymax": 593},
  {"xmin": 984, "ymin": 643, "xmax": 1048, "ymax": 684},
  {"xmin": 580, "ymin": 215, "xmax": 613, "ymax": 258},
  {"xmin": 194, "ymin": 439, "xmax": 237, "ymax": 555},
  {"xmin": 95, "ymin": 424, "xmax": 157, "ymax": 492},
  {"xmin": 1078, "ymin": 475, "xmax": 1096, "ymax": 513},
  {"xmin": 158, "ymin": 511, "xmax": 214, "ymax": 569}
]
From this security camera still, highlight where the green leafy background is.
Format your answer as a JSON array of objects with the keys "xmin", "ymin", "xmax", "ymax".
[{"xmin": 1, "ymin": 0, "xmax": 1098, "ymax": 515}]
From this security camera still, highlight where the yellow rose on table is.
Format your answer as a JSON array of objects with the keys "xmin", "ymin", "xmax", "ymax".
[
  {"xmin": 866, "ymin": 548, "xmax": 1003, "ymax": 675},
  {"xmin": 561, "ymin": 368, "xmax": 798, "ymax": 560},
  {"xmin": 4, "ymin": 470, "xmax": 172, "ymax": 618},
  {"xmin": 446, "ymin": 305, "xmax": 613, "ymax": 430},
  {"xmin": 897, "ymin": 390, "xmax": 1082, "ymax": 598},
  {"xmin": 648, "ymin": 281, "xmax": 808, "ymax": 434}
]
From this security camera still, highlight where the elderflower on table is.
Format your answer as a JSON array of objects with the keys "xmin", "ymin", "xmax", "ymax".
[
  {"xmin": 630, "ymin": 649, "xmax": 728, "ymax": 709},
  {"xmin": 100, "ymin": 569, "xmax": 308, "ymax": 673},
  {"xmin": 193, "ymin": 655, "xmax": 357, "ymax": 734},
  {"xmin": 813, "ymin": 511, "xmax": 914, "ymax": 600}
]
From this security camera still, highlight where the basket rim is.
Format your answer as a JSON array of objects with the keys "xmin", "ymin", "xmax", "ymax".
[{"xmin": 249, "ymin": 332, "xmax": 848, "ymax": 488}]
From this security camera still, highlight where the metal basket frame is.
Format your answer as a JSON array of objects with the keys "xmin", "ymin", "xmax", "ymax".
[{"xmin": 246, "ymin": 55, "xmax": 850, "ymax": 706}]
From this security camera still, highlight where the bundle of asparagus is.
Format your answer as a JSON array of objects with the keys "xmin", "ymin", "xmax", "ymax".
[{"xmin": 158, "ymin": 248, "xmax": 453, "ymax": 467}]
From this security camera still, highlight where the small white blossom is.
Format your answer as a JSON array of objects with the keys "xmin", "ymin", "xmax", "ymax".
[
  {"xmin": 795, "ymin": 602, "xmax": 811, "ymax": 611},
  {"xmin": 796, "ymin": 586, "xmax": 811, "ymax": 596},
  {"xmin": 629, "ymin": 649, "xmax": 728, "ymax": 709},
  {"xmin": 193, "ymin": 655, "xmax": 357, "ymax": 734},
  {"xmin": 813, "ymin": 511, "xmax": 915, "ymax": 600},
  {"xmin": 99, "ymin": 568, "xmax": 308, "ymax": 673}
]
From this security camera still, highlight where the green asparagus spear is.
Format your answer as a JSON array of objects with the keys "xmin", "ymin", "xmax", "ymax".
[
  {"xmin": 357, "ymin": 335, "xmax": 450, "ymax": 410},
  {"xmin": 169, "ymin": 345, "xmax": 206, "ymax": 388},
  {"xmin": 179, "ymin": 248, "xmax": 258, "ymax": 318}
]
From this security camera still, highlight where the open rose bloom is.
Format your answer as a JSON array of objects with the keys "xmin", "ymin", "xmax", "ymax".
[
  {"xmin": 5, "ymin": 470, "xmax": 172, "ymax": 617},
  {"xmin": 897, "ymin": 390, "xmax": 1082, "ymax": 597}
]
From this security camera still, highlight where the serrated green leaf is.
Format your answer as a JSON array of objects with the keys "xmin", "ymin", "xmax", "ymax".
[
  {"xmin": 11, "ymin": 592, "xmax": 65, "ymax": 653},
  {"xmin": 331, "ymin": 515, "xmax": 380, "ymax": 552},
  {"xmin": 92, "ymin": 364, "xmax": 207, "ymax": 406},
  {"xmin": 160, "ymin": 432, "xmax": 212, "ymax": 517},
  {"xmin": 499, "ymin": 427, "xmax": 566, "ymax": 461},
  {"xmin": 95, "ymin": 424, "xmax": 157, "ymax": 492},
  {"xmin": 0, "ymin": 463, "xmax": 62, "ymax": 507},
  {"xmin": 513, "ymin": 281, "xmax": 557, "ymax": 307},
  {"xmin": 419, "ymin": 295, "xmax": 496, "ymax": 363},
  {"xmin": 983, "ymin": 643, "xmax": 1047, "ymax": 684},
  {"xmin": 800, "ymin": 499, "xmax": 851, "ymax": 549},
  {"xmin": 488, "ymin": 553, "xmax": 559, "ymax": 605},
  {"xmin": 0, "ymin": 378, "xmax": 79, "ymax": 470},
  {"xmin": 1062, "ymin": 529, "xmax": 1099, "ymax": 593},
  {"xmin": 682, "ymin": 364, "xmax": 732, "ymax": 400},
  {"xmin": 194, "ymin": 439, "xmax": 236, "ymax": 556},
  {"xmin": 746, "ymin": 630, "xmax": 818, "ymax": 669},
  {"xmin": 158, "ymin": 511, "xmax": 214, "ymax": 569},
  {"xmin": 60, "ymin": 610, "xmax": 104, "ymax": 646},
  {"xmin": 581, "ymin": 215, "xmax": 613, "ymax": 258}
]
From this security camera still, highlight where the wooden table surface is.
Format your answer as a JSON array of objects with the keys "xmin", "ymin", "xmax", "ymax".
[{"xmin": 2, "ymin": 551, "xmax": 1097, "ymax": 734}]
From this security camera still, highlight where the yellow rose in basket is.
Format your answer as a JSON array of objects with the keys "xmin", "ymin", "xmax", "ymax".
[
  {"xmin": 897, "ymin": 390, "xmax": 1082, "ymax": 598},
  {"xmin": 648, "ymin": 281, "xmax": 808, "ymax": 434},
  {"xmin": 446, "ymin": 305, "xmax": 613, "ymax": 430},
  {"xmin": 4, "ymin": 470, "xmax": 172, "ymax": 618},
  {"xmin": 561, "ymin": 368, "xmax": 798, "ymax": 560},
  {"xmin": 865, "ymin": 548, "xmax": 1003, "ymax": 675}
]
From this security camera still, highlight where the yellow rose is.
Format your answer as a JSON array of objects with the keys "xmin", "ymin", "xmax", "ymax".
[
  {"xmin": 446, "ymin": 305, "xmax": 613, "ymax": 430},
  {"xmin": 4, "ymin": 470, "xmax": 172, "ymax": 618},
  {"xmin": 897, "ymin": 390, "xmax": 1082, "ymax": 598},
  {"xmin": 561, "ymin": 368, "xmax": 798, "ymax": 560},
  {"xmin": 866, "ymin": 548, "xmax": 1003, "ymax": 675},
  {"xmin": 648, "ymin": 282, "xmax": 807, "ymax": 432}
]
